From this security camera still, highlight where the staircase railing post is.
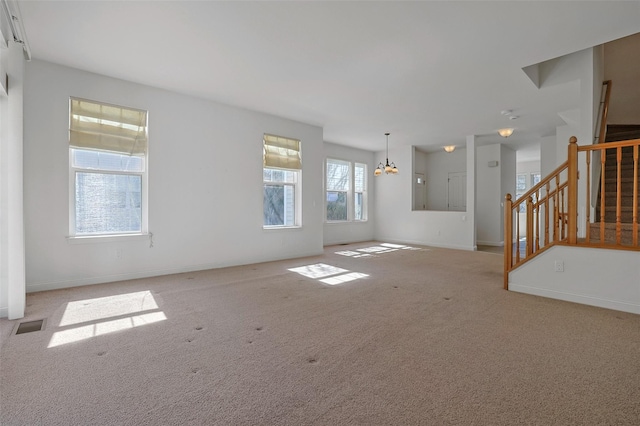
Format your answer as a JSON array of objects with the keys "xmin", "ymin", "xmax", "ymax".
[
  {"xmin": 504, "ymin": 194, "xmax": 512, "ymax": 290},
  {"xmin": 526, "ymin": 196, "xmax": 534, "ymax": 255},
  {"xmin": 567, "ymin": 136, "xmax": 578, "ymax": 244}
]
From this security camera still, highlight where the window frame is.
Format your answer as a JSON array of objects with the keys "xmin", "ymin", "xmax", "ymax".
[
  {"xmin": 325, "ymin": 158, "xmax": 368, "ymax": 223},
  {"xmin": 354, "ymin": 162, "xmax": 367, "ymax": 221},
  {"xmin": 262, "ymin": 167, "xmax": 302, "ymax": 229},
  {"xmin": 326, "ymin": 158, "xmax": 351, "ymax": 222},
  {"xmin": 262, "ymin": 134, "xmax": 302, "ymax": 229},
  {"xmin": 68, "ymin": 98, "xmax": 149, "ymax": 239}
]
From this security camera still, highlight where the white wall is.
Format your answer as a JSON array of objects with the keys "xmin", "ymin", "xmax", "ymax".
[
  {"xmin": 374, "ymin": 140, "xmax": 475, "ymax": 251},
  {"xmin": 475, "ymin": 144, "xmax": 516, "ymax": 246},
  {"xmin": 476, "ymin": 144, "xmax": 502, "ymax": 245},
  {"xmin": 23, "ymin": 60, "xmax": 324, "ymax": 293},
  {"xmin": 509, "ymin": 246, "xmax": 640, "ymax": 314},
  {"xmin": 413, "ymin": 148, "xmax": 428, "ymax": 210},
  {"xmin": 0, "ymin": 41, "xmax": 26, "ymax": 319},
  {"xmin": 539, "ymin": 135, "xmax": 557, "ymax": 176},
  {"xmin": 501, "ymin": 146, "xmax": 517, "ymax": 242},
  {"xmin": 323, "ymin": 142, "xmax": 376, "ymax": 245}
]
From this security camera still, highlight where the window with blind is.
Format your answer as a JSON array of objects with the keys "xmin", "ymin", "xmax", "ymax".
[
  {"xmin": 263, "ymin": 134, "xmax": 301, "ymax": 228},
  {"xmin": 326, "ymin": 159, "xmax": 367, "ymax": 222},
  {"xmin": 69, "ymin": 98, "xmax": 148, "ymax": 236}
]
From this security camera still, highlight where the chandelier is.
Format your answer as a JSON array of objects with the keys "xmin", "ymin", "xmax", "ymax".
[{"xmin": 374, "ymin": 133, "xmax": 398, "ymax": 176}]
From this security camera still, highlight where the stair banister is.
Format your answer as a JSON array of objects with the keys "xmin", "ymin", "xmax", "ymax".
[{"xmin": 567, "ymin": 136, "xmax": 578, "ymax": 243}]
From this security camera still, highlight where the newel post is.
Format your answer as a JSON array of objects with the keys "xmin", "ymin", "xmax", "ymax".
[
  {"xmin": 567, "ymin": 136, "xmax": 578, "ymax": 244},
  {"xmin": 503, "ymin": 194, "xmax": 512, "ymax": 290}
]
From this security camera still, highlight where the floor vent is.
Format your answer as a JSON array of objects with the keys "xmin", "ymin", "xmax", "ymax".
[{"xmin": 14, "ymin": 319, "xmax": 46, "ymax": 335}]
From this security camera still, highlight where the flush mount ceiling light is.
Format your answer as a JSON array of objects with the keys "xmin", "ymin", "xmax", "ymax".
[
  {"xmin": 498, "ymin": 128, "xmax": 514, "ymax": 138},
  {"xmin": 443, "ymin": 145, "xmax": 456, "ymax": 153},
  {"xmin": 374, "ymin": 133, "xmax": 398, "ymax": 176}
]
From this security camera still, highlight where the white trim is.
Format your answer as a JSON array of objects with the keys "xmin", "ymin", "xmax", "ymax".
[
  {"xmin": 25, "ymin": 249, "xmax": 322, "ymax": 294},
  {"xmin": 476, "ymin": 240, "xmax": 504, "ymax": 247},
  {"xmin": 66, "ymin": 233, "xmax": 150, "ymax": 244},
  {"xmin": 377, "ymin": 237, "xmax": 476, "ymax": 252},
  {"xmin": 509, "ymin": 283, "xmax": 640, "ymax": 315}
]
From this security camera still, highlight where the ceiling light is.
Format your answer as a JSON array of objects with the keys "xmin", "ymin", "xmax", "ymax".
[
  {"xmin": 498, "ymin": 128, "xmax": 514, "ymax": 138},
  {"xmin": 374, "ymin": 133, "xmax": 398, "ymax": 176},
  {"xmin": 443, "ymin": 145, "xmax": 456, "ymax": 153}
]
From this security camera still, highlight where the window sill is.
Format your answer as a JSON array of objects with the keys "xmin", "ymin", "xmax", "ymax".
[
  {"xmin": 263, "ymin": 226, "xmax": 302, "ymax": 231},
  {"xmin": 325, "ymin": 220, "xmax": 368, "ymax": 224},
  {"xmin": 66, "ymin": 233, "xmax": 150, "ymax": 244}
]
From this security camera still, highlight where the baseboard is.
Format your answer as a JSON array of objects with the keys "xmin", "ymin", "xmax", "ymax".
[
  {"xmin": 26, "ymin": 249, "xmax": 323, "ymax": 294},
  {"xmin": 476, "ymin": 240, "xmax": 504, "ymax": 247},
  {"xmin": 377, "ymin": 237, "xmax": 476, "ymax": 251},
  {"xmin": 508, "ymin": 283, "xmax": 640, "ymax": 315},
  {"xmin": 0, "ymin": 306, "xmax": 7, "ymax": 319},
  {"xmin": 323, "ymin": 238, "xmax": 373, "ymax": 247}
]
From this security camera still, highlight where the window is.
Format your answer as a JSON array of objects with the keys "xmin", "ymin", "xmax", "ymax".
[
  {"xmin": 69, "ymin": 98, "xmax": 148, "ymax": 236},
  {"xmin": 531, "ymin": 172, "xmax": 541, "ymax": 187},
  {"xmin": 263, "ymin": 134, "xmax": 301, "ymax": 228},
  {"xmin": 516, "ymin": 173, "xmax": 527, "ymax": 191},
  {"xmin": 325, "ymin": 159, "xmax": 367, "ymax": 222},
  {"xmin": 326, "ymin": 159, "xmax": 349, "ymax": 221},
  {"xmin": 354, "ymin": 163, "xmax": 366, "ymax": 220}
]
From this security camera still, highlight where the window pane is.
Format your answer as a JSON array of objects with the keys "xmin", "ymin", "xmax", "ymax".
[
  {"xmin": 75, "ymin": 172, "xmax": 142, "ymax": 234},
  {"xmin": 263, "ymin": 168, "xmax": 297, "ymax": 183},
  {"xmin": 264, "ymin": 184, "xmax": 295, "ymax": 226},
  {"xmin": 516, "ymin": 174, "xmax": 527, "ymax": 191},
  {"xmin": 326, "ymin": 160, "xmax": 349, "ymax": 191},
  {"xmin": 354, "ymin": 163, "xmax": 365, "ymax": 192},
  {"xmin": 354, "ymin": 192, "xmax": 364, "ymax": 220},
  {"xmin": 327, "ymin": 191, "xmax": 347, "ymax": 221},
  {"xmin": 73, "ymin": 149, "xmax": 144, "ymax": 172},
  {"xmin": 531, "ymin": 173, "xmax": 541, "ymax": 186}
]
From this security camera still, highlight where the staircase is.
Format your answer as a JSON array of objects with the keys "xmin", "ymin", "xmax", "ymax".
[{"xmin": 591, "ymin": 125, "xmax": 640, "ymax": 245}]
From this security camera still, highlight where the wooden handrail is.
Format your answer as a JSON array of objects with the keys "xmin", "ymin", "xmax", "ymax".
[
  {"xmin": 596, "ymin": 80, "xmax": 612, "ymax": 144},
  {"xmin": 504, "ymin": 135, "xmax": 640, "ymax": 290},
  {"xmin": 511, "ymin": 161, "xmax": 568, "ymax": 207}
]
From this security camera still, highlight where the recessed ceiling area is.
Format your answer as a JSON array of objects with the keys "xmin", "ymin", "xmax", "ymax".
[{"xmin": 14, "ymin": 1, "xmax": 640, "ymax": 153}]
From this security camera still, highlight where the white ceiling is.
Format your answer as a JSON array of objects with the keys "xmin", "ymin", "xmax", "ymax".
[{"xmin": 14, "ymin": 1, "xmax": 640, "ymax": 153}]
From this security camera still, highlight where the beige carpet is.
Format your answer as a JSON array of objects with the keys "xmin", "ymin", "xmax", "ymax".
[{"xmin": 1, "ymin": 241, "xmax": 638, "ymax": 425}]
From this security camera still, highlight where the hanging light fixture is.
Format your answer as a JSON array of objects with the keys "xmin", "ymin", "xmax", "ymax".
[{"xmin": 374, "ymin": 132, "xmax": 398, "ymax": 176}]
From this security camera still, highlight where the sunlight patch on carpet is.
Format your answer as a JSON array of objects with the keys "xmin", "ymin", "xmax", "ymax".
[
  {"xmin": 48, "ymin": 312, "xmax": 167, "ymax": 348},
  {"xmin": 288, "ymin": 263, "xmax": 368, "ymax": 286},
  {"xmin": 320, "ymin": 272, "xmax": 369, "ymax": 285},
  {"xmin": 334, "ymin": 250, "xmax": 373, "ymax": 258},
  {"xmin": 336, "ymin": 243, "xmax": 422, "ymax": 258},
  {"xmin": 288, "ymin": 263, "xmax": 348, "ymax": 279},
  {"xmin": 59, "ymin": 291, "xmax": 159, "ymax": 326}
]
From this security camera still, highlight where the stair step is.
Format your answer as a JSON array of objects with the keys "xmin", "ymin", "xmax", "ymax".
[
  {"xmin": 605, "ymin": 124, "xmax": 640, "ymax": 142},
  {"xmin": 588, "ymin": 222, "xmax": 640, "ymax": 245},
  {"xmin": 600, "ymin": 193, "xmax": 640, "ymax": 202},
  {"xmin": 605, "ymin": 132, "xmax": 640, "ymax": 142},
  {"xmin": 601, "ymin": 164, "xmax": 638, "ymax": 173},
  {"xmin": 603, "ymin": 182, "xmax": 638, "ymax": 192}
]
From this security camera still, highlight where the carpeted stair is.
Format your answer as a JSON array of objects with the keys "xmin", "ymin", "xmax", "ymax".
[{"xmin": 591, "ymin": 125, "xmax": 640, "ymax": 245}]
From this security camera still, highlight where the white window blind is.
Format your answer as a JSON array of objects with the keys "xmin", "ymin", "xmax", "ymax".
[
  {"xmin": 70, "ymin": 98, "xmax": 148, "ymax": 156},
  {"xmin": 263, "ymin": 134, "xmax": 301, "ymax": 170}
]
